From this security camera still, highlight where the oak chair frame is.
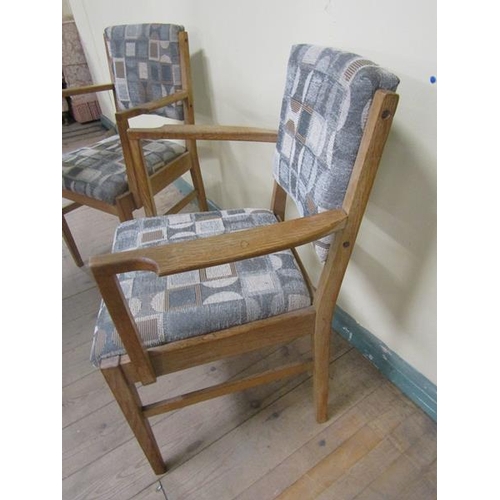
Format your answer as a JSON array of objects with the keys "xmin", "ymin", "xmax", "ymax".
[
  {"xmin": 90, "ymin": 89, "xmax": 399, "ymax": 474},
  {"xmin": 62, "ymin": 30, "xmax": 208, "ymax": 267}
]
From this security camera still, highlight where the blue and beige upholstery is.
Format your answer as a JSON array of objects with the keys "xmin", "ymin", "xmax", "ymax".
[
  {"xmin": 89, "ymin": 44, "xmax": 399, "ymax": 475},
  {"xmin": 104, "ymin": 24, "xmax": 186, "ymax": 120},
  {"xmin": 63, "ymin": 136, "xmax": 185, "ymax": 205},
  {"xmin": 91, "ymin": 209, "xmax": 312, "ymax": 365},
  {"xmin": 273, "ymin": 45, "xmax": 399, "ymax": 261},
  {"xmin": 63, "ymin": 24, "xmax": 207, "ymax": 266}
]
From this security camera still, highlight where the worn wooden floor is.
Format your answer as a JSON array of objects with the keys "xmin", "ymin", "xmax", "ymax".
[
  {"xmin": 62, "ymin": 119, "xmax": 115, "ymax": 153},
  {"xmin": 62, "ymin": 126, "xmax": 437, "ymax": 499}
]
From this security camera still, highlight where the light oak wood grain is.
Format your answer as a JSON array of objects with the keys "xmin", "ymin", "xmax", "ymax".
[
  {"xmin": 128, "ymin": 124, "xmax": 278, "ymax": 143},
  {"xmin": 89, "ymin": 210, "xmax": 347, "ymax": 278}
]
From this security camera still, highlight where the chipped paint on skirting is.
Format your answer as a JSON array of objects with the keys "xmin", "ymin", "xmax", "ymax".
[{"xmin": 332, "ymin": 306, "xmax": 437, "ymax": 421}]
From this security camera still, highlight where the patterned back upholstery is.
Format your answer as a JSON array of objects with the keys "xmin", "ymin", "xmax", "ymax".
[
  {"xmin": 104, "ymin": 24, "xmax": 185, "ymax": 120},
  {"xmin": 273, "ymin": 45, "xmax": 399, "ymax": 261}
]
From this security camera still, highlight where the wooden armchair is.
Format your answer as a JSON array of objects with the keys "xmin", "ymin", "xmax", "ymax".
[
  {"xmin": 62, "ymin": 24, "xmax": 208, "ymax": 267},
  {"xmin": 89, "ymin": 45, "xmax": 399, "ymax": 474}
]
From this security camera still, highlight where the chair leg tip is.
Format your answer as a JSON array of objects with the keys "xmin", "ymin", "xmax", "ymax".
[
  {"xmin": 153, "ymin": 463, "xmax": 168, "ymax": 475},
  {"xmin": 316, "ymin": 408, "xmax": 329, "ymax": 423}
]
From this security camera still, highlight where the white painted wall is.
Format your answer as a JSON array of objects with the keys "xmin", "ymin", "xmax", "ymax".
[
  {"xmin": 69, "ymin": 0, "xmax": 437, "ymax": 383},
  {"xmin": 62, "ymin": 0, "xmax": 73, "ymax": 20}
]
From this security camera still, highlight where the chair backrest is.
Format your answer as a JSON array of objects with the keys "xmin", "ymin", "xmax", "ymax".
[
  {"xmin": 104, "ymin": 23, "xmax": 186, "ymax": 120},
  {"xmin": 273, "ymin": 45, "xmax": 399, "ymax": 261}
]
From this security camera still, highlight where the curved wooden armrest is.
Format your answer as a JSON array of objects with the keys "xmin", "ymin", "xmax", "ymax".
[
  {"xmin": 127, "ymin": 124, "xmax": 278, "ymax": 143},
  {"xmin": 90, "ymin": 210, "xmax": 347, "ymax": 278},
  {"xmin": 115, "ymin": 90, "xmax": 189, "ymax": 122},
  {"xmin": 62, "ymin": 83, "xmax": 114, "ymax": 98}
]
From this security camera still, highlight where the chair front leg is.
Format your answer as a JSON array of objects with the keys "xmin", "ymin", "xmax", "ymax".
[{"xmin": 100, "ymin": 358, "xmax": 167, "ymax": 475}]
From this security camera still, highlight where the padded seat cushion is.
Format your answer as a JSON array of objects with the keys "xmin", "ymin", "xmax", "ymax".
[
  {"xmin": 62, "ymin": 134, "xmax": 186, "ymax": 205},
  {"xmin": 91, "ymin": 209, "xmax": 312, "ymax": 366}
]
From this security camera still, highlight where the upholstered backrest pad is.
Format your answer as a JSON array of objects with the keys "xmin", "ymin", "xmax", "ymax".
[
  {"xmin": 273, "ymin": 45, "xmax": 399, "ymax": 261},
  {"xmin": 104, "ymin": 24, "xmax": 185, "ymax": 120}
]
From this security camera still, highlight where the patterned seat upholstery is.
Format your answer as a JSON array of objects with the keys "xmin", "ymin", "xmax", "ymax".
[
  {"xmin": 62, "ymin": 134, "xmax": 186, "ymax": 205},
  {"xmin": 91, "ymin": 209, "xmax": 312, "ymax": 366}
]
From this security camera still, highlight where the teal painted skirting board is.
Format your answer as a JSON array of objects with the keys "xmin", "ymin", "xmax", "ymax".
[
  {"xmin": 333, "ymin": 306, "xmax": 437, "ymax": 421},
  {"xmin": 99, "ymin": 114, "xmax": 116, "ymax": 132},
  {"xmin": 174, "ymin": 178, "xmax": 220, "ymax": 211}
]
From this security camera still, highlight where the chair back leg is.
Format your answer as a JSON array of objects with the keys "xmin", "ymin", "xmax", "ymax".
[
  {"xmin": 312, "ymin": 321, "xmax": 332, "ymax": 423},
  {"xmin": 312, "ymin": 232, "xmax": 352, "ymax": 423},
  {"xmin": 187, "ymin": 141, "xmax": 209, "ymax": 211},
  {"xmin": 62, "ymin": 214, "xmax": 84, "ymax": 267},
  {"xmin": 116, "ymin": 195, "xmax": 136, "ymax": 223}
]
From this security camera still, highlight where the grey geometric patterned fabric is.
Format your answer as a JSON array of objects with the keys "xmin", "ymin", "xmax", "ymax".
[
  {"xmin": 273, "ymin": 45, "xmax": 399, "ymax": 261},
  {"xmin": 104, "ymin": 24, "xmax": 185, "ymax": 120},
  {"xmin": 62, "ymin": 134, "xmax": 185, "ymax": 205},
  {"xmin": 91, "ymin": 209, "xmax": 312, "ymax": 366}
]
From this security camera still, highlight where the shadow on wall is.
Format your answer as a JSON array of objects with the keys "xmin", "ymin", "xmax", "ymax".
[
  {"xmin": 190, "ymin": 49, "xmax": 215, "ymax": 122},
  {"xmin": 189, "ymin": 49, "xmax": 226, "ymax": 204},
  {"xmin": 189, "ymin": 48, "xmax": 277, "ymax": 210},
  {"xmin": 346, "ymin": 122, "xmax": 436, "ymax": 329}
]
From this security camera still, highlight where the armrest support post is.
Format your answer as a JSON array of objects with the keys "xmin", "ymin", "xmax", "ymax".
[{"xmin": 91, "ymin": 272, "xmax": 157, "ymax": 385}]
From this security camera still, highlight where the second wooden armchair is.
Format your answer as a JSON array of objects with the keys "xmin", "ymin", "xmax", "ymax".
[
  {"xmin": 89, "ymin": 45, "xmax": 400, "ymax": 474},
  {"xmin": 62, "ymin": 24, "xmax": 208, "ymax": 267}
]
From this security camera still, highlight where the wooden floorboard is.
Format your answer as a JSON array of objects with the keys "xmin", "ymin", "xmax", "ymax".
[
  {"xmin": 62, "ymin": 120, "xmax": 115, "ymax": 153},
  {"xmin": 62, "ymin": 124, "xmax": 437, "ymax": 499}
]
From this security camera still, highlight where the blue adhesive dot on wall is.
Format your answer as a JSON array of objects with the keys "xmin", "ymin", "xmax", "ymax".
[{"xmin": 430, "ymin": 76, "xmax": 437, "ymax": 84}]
